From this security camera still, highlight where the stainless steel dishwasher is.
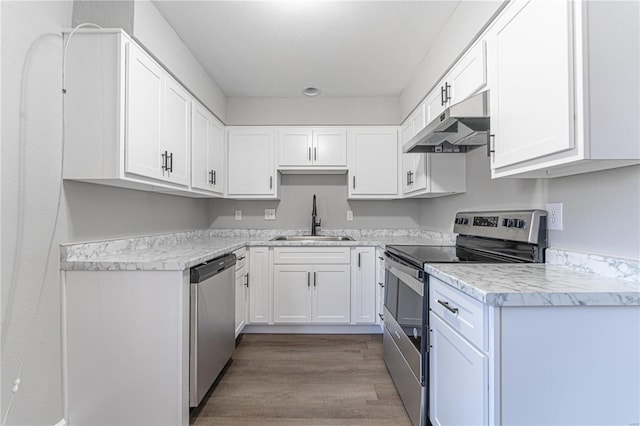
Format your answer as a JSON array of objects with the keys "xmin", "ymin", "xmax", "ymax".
[{"xmin": 189, "ymin": 253, "xmax": 236, "ymax": 407}]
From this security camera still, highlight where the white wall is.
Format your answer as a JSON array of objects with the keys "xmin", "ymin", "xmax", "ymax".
[
  {"xmin": 226, "ymin": 96, "xmax": 400, "ymax": 126},
  {"xmin": 400, "ymin": 0, "xmax": 504, "ymax": 120},
  {"xmin": 132, "ymin": 0, "xmax": 227, "ymax": 122},
  {"xmin": 1, "ymin": 2, "xmax": 210, "ymax": 424},
  {"xmin": 209, "ymin": 174, "xmax": 420, "ymax": 230},
  {"xmin": 72, "ymin": 0, "xmax": 228, "ymax": 122},
  {"xmin": 419, "ymin": 148, "xmax": 640, "ymax": 260}
]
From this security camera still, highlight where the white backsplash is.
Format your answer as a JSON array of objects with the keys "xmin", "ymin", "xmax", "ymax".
[{"xmin": 546, "ymin": 249, "xmax": 640, "ymax": 283}]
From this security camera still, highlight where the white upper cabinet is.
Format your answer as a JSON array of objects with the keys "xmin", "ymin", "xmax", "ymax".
[
  {"xmin": 446, "ymin": 42, "xmax": 487, "ymax": 107},
  {"xmin": 277, "ymin": 127, "xmax": 347, "ymax": 171},
  {"xmin": 125, "ymin": 44, "xmax": 164, "ymax": 181},
  {"xmin": 227, "ymin": 127, "xmax": 277, "ymax": 198},
  {"xmin": 161, "ymin": 78, "xmax": 191, "ymax": 186},
  {"xmin": 63, "ymin": 30, "xmax": 200, "ymax": 195},
  {"xmin": 347, "ymin": 127, "xmax": 399, "ymax": 199},
  {"xmin": 125, "ymin": 41, "xmax": 190, "ymax": 186},
  {"xmin": 487, "ymin": 0, "xmax": 640, "ymax": 178},
  {"xmin": 191, "ymin": 101, "xmax": 224, "ymax": 195},
  {"xmin": 426, "ymin": 41, "xmax": 487, "ymax": 125}
]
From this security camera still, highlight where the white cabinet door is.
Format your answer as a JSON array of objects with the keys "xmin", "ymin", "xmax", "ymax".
[
  {"xmin": 209, "ymin": 117, "xmax": 225, "ymax": 194},
  {"xmin": 448, "ymin": 41, "xmax": 487, "ymax": 105},
  {"xmin": 312, "ymin": 265, "xmax": 351, "ymax": 323},
  {"xmin": 313, "ymin": 128, "xmax": 347, "ymax": 167},
  {"xmin": 273, "ymin": 265, "xmax": 312, "ymax": 323},
  {"xmin": 410, "ymin": 103, "xmax": 426, "ymax": 136},
  {"xmin": 125, "ymin": 43, "xmax": 163, "ymax": 181},
  {"xmin": 489, "ymin": 0, "xmax": 574, "ymax": 169},
  {"xmin": 429, "ymin": 312, "xmax": 488, "ymax": 426},
  {"xmin": 227, "ymin": 127, "xmax": 276, "ymax": 197},
  {"xmin": 425, "ymin": 80, "xmax": 448, "ymax": 124},
  {"xmin": 348, "ymin": 127, "xmax": 398, "ymax": 198},
  {"xmin": 162, "ymin": 78, "xmax": 190, "ymax": 185},
  {"xmin": 352, "ymin": 247, "xmax": 376, "ymax": 324},
  {"xmin": 235, "ymin": 267, "xmax": 247, "ymax": 337},
  {"xmin": 278, "ymin": 128, "xmax": 312, "ymax": 167},
  {"xmin": 192, "ymin": 102, "xmax": 224, "ymax": 194},
  {"xmin": 248, "ymin": 247, "xmax": 270, "ymax": 323}
]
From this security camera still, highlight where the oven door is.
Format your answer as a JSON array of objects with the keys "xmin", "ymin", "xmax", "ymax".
[{"xmin": 384, "ymin": 252, "xmax": 426, "ymax": 369}]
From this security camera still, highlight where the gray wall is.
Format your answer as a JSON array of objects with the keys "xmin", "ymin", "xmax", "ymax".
[
  {"xmin": 1, "ymin": 2, "xmax": 210, "ymax": 424},
  {"xmin": 419, "ymin": 148, "xmax": 640, "ymax": 259},
  {"xmin": 209, "ymin": 174, "xmax": 420, "ymax": 229},
  {"xmin": 226, "ymin": 96, "xmax": 400, "ymax": 126}
]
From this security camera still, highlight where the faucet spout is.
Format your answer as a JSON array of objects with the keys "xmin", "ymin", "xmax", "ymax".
[{"xmin": 311, "ymin": 194, "xmax": 321, "ymax": 236}]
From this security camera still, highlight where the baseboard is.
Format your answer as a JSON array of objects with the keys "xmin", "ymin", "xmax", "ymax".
[{"xmin": 242, "ymin": 324, "xmax": 383, "ymax": 334}]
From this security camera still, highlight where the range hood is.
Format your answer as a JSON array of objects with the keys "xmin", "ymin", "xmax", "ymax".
[{"xmin": 404, "ymin": 91, "xmax": 490, "ymax": 154}]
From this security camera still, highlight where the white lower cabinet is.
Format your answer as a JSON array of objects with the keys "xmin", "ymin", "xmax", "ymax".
[
  {"xmin": 273, "ymin": 265, "xmax": 350, "ymax": 324},
  {"xmin": 233, "ymin": 248, "xmax": 248, "ymax": 337},
  {"xmin": 273, "ymin": 247, "xmax": 351, "ymax": 324},
  {"xmin": 429, "ymin": 276, "xmax": 640, "ymax": 425},
  {"xmin": 248, "ymin": 247, "xmax": 271, "ymax": 323},
  {"xmin": 352, "ymin": 247, "xmax": 376, "ymax": 324},
  {"xmin": 429, "ymin": 312, "xmax": 488, "ymax": 426}
]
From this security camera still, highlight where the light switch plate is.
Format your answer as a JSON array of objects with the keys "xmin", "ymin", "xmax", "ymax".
[
  {"xmin": 346, "ymin": 211, "xmax": 354, "ymax": 221},
  {"xmin": 265, "ymin": 209, "xmax": 276, "ymax": 220},
  {"xmin": 546, "ymin": 202, "xmax": 563, "ymax": 230},
  {"xmin": 234, "ymin": 210, "xmax": 242, "ymax": 221}
]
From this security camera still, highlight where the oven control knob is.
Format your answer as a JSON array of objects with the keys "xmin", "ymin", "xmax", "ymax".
[
  {"xmin": 463, "ymin": 218, "xmax": 469, "ymax": 225},
  {"xmin": 502, "ymin": 218, "xmax": 509, "ymax": 227},
  {"xmin": 514, "ymin": 219, "xmax": 525, "ymax": 228}
]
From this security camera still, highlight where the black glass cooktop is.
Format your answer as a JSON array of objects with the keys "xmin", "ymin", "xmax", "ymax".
[{"xmin": 386, "ymin": 244, "xmax": 525, "ymax": 268}]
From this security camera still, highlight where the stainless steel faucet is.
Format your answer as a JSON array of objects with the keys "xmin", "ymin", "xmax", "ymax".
[{"xmin": 311, "ymin": 194, "xmax": 321, "ymax": 236}]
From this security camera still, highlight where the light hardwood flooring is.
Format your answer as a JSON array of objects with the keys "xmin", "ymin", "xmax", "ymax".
[{"xmin": 190, "ymin": 334, "xmax": 412, "ymax": 426}]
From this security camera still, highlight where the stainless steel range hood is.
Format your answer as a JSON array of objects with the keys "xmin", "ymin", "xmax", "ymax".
[{"xmin": 403, "ymin": 91, "xmax": 490, "ymax": 154}]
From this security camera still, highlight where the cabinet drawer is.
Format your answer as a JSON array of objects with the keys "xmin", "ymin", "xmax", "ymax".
[
  {"xmin": 273, "ymin": 247, "xmax": 350, "ymax": 264},
  {"xmin": 233, "ymin": 247, "xmax": 247, "ymax": 270},
  {"xmin": 429, "ymin": 276, "xmax": 486, "ymax": 351}
]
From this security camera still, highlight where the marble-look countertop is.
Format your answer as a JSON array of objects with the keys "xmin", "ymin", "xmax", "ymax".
[
  {"xmin": 425, "ymin": 263, "xmax": 640, "ymax": 307},
  {"xmin": 60, "ymin": 228, "xmax": 452, "ymax": 271}
]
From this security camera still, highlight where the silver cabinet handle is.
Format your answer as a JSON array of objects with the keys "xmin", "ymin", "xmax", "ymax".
[
  {"xmin": 378, "ymin": 282, "xmax": 385, "ymax": 288},
  {"xmin": 314, "ymin": 147, "xmax": 317, "ymax": 161},
  {"xmin": 308, "ymin": 146, "xmax": 311, "ymax": 161},
  {"xmin": 313, "ymin": 271, "xmax": 316, "ymax": 287},
  {"xmin": 352, "ymin": 176, "xmax": 356, "ymax": 189},
  {"xmin": 237, "ymin": 256, "xmax": 246, "ymax": 261},
  {"xmin": 213, "ymin": 170, "xmax": 216, "ymax": 185},
  {"xmin": 378, "ymin": 256, "xmax": 384, "ymax": 261},
  {"xmin": 208, "ymin": 170, "xmax": 214, "ymax": 184},
  {"xmin": 445, "ymin": 82, "xmax": 451, "ymax": 103},
  {"xmin": 378, "ymin": 313, "xmax": 384, "ymax": 321},
  {"xmin": 307, "ymin": 271, "xmax": 310, "ymax": 287},
  {"xmin": 358, "ymin": 252, "xmax": 361, "ymax": 268},
  {"xmin": 440, "ymin": 85, "xmax": 446, "ymax": 106},
  {"xmin": 269, "ymin": 176, "xmax": 273, "ymax": 189},
  {"xmin": 245, "ymin": 273, "xmax": 249, "ymax": 287},
  {"xmin": 161, "ymin": 151, "xmax": 168, "ymax": 173},
  {"xmin": 167, "ymin": 152, "xmax": 173, "ymax": 173},
  {"xmin": 437, "ymin": 299, "xmax": 459, "ymax": 314}
]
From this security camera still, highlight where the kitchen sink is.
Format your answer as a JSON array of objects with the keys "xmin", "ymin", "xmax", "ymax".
[{"xmin": 270, "ymin": 235, "xmax": 355, "ymax": 242}]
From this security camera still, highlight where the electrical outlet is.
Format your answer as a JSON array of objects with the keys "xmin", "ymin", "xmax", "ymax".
[
  {"xmin": 346, "ymin": 210, "xmax": 354, "ymax": 221},
  {"xmin": 546, "ymin": 202, "xmax": 563, "ymax": 230},
  {"xmin": 234, "ymin": 210, "xmax": 242, "ymax": 221},
  {"xmin": 265, "ymin": 209, "xmax": 276, "ymax": 220}
]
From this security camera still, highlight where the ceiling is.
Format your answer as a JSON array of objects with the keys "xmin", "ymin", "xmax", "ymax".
[{"xmin": 151, "ymin": 1, "xmax": 461, "ymax": 98}]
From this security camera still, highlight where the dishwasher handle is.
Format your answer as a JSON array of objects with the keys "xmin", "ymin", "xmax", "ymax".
[{"xmin": 190, "ymin": 253, "xmax": 236, "ymax": 283}]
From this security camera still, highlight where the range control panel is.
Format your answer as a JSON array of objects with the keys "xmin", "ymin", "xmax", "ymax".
[{"xmin": 453, "ymin": 210, "xmax": 547, "ymax": 244}]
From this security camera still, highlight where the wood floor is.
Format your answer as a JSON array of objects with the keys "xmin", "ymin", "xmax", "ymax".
[{"xmin": 190, "ymin": 334, "xmax": 412, "ymax": 426}]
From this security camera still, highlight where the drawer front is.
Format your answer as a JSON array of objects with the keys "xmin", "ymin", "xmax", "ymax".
[
  {"xmin": 429, "ymin": 276, "xmax": 486, "ymax": 351},
  {"xmin": 233, "ymin": 247, "xmax": 247, "ymax": 270},
  {"xmin": 384, "ymin": 307, "xmax": 421, "ymax": 380},
  {"xmin": 273, "ymin": 247, "xmax": 350, "ymax": 264}
]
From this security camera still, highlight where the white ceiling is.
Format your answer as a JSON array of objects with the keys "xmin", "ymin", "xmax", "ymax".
[{"xmin": 151, "ymin": 1, "xmax": 461, "ymax": 98}]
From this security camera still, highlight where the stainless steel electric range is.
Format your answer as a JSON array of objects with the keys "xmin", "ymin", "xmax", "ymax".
[{"xmin": 382, "ymin": 210, "xmax": 548, "ymax": 426}]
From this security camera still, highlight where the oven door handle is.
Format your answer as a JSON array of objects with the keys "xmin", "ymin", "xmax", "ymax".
[
  {"xmin": 386, "ymin": 258, "xmax": 424, "ymax": 297},
  {"xmin": 385, "ymin": 253, "xmax": 424, "ymax": 281}
]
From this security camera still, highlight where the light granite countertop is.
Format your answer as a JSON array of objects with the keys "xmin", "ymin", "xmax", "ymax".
[
  {"xmin": 60, "ymin": 228, "xmax": 452, "ymax": 271},
  {"xmin": 425, "ymin": 263, "xmax": 640, "ymax": 307}
]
